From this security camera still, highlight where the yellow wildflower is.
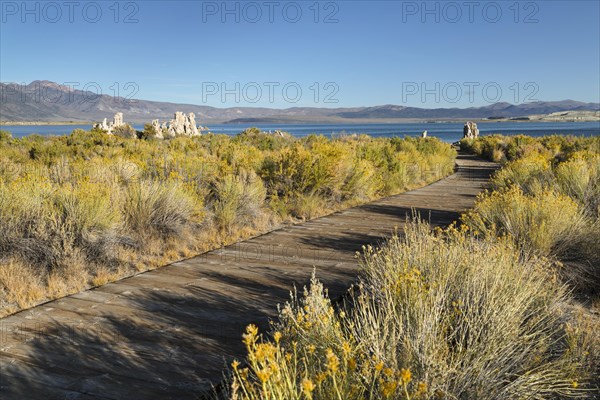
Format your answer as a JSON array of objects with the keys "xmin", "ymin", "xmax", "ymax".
[
  {"xmin": 400, "ymin": 368, "xmax": 412, "ymax": 384},
  {"xmin": 301, "ymin": 378, "xmax": 316, "ymax": 397},
  {"xmin": 381, "ymin": 380, "xmax": 398, "ymax": 397},
  {"xmin": 348, "ymin": 357, "xmax": 357, "ymax": 370},
  {"xmin": 325, "ymin": 349, "xmax": 340, "ymax": 373},
  {"xmin": 256, "ymin": 367, "xmax": 272, "ymax": 383}
]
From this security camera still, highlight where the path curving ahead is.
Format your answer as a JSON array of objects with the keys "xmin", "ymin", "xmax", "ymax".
[{"xmin": 0, "ymin": 154, "xmax": 497, "ymax": 400}]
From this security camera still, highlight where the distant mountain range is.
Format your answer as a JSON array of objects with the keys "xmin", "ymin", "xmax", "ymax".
[{"xmin": 1, "ymin": 80, "xmax": 598, "ymax": 124}]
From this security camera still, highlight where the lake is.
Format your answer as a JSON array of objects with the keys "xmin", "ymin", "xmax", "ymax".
[{"xmin": 1, "ymin": 121, "xmax": 599, "ymax": 143}]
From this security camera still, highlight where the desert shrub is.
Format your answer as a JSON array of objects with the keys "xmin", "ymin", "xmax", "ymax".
[
  {"xmin": 260, "ymin": 143, "xmax": 316, "ymax": 198},
  {"xmin": 555, "ymin": 154, "xmax": 600, "ymax": 218},
  {"xmin": 0, "ymin": 131, "xmax": 456, "ymax": 316},
  {"xmin": 0, "ymin": 130, "xmax": 12, "ymax": 141},
  {"xmin": 66, "ymin": 128, "xmax": 123, "ymax": 149},
  {"xmin": 111, "ymin": 124, "xmax": 138, "ymax": 139},
  {"xmin": 464, "ymin": 138, "xmax": 600, "ymax": 293},
  {"xmin": 462, "ymin": 135, "xmax": 600, "ymax": 164},
  {"xmin": 233, "ymin": 127, "xmax": 295, "ymax": 151},
  {"xmin": 224, "ymin": 221, "xmax": 589, "ymax": 399},
  {"xmin": 0, "ymin": 156, "xmax": 20, "ymax": 181},
  {"xmin": 123, "ymin": 180, "xmax": 202, "ymax": 240},
  {"xmin": 0, "ymin": 258, "xmax": 45, "ymax": 312},
  {"xmin": 140, "ymin": 123, "xmax": 161, "ymax": 140},
  {"xmin": 0, "ymin": 175, "xmax": 66, "ymax": 269},
  {"xmin": 0, "ymin": 175, "xmax": 123, "ymax": 270},
  {"xmin": 490, "ymin": 153, "xmax": 553, "ymax": 193},
  {"xmin": 463, "ymin": 186, "xmax": 586, "ymax": 257},
  {"xmin": 341, "ymin": 159, "xmax": 380, "ymax": 202},
  {"xmin": 210, "ymin": 171, "xmax": 267, "ymax": 232},
  {"xmin": 51, "ymin": 181, "xmax": 122, "ymax": 259},
  {"xmin": 289, "ymin": 193, "xmax": 327, "ymax": 220},
  {"xmin": 259, "ymin": 136, "xmax": 456, "ymax": 218},
  {"xmin": 460, "ymin": 135, "xmax": 509, "ymax": 161}
]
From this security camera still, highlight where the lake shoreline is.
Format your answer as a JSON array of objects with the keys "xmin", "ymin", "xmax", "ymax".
[{"xmin": 2, "ymin": 116, "xmax": 599, "ymax": 126}]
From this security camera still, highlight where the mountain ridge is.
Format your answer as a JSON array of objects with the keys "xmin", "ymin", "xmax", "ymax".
[{"xmin": 1, "ymin": 80, "xmax": 598, "ymax": 124}]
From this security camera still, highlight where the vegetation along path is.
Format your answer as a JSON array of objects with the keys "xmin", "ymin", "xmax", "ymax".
[{"xmin": 0, "ymin": 154, "xmax": 497, "ymax": 400}]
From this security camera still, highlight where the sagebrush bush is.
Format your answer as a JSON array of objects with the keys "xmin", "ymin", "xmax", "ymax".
[
  {"xmin": 490, "ymin": 153, "xmax": 553, "ymax": 193},
  {"xmin": 222, "ymin": 135, "xmax": 599, "ymax": 399},
  {"xmin": 211, "ymin": 171, "xmax": 267, "ymax": 232},
  {"xmin": 289, "ymin": 193, "xmax": 326, "ymax": 220},
  {"xmin": 224, "ymin": 221, "xmax": 590, "ymax": 399},
  {"xmin": 463, "ymin": 186, "xmax": 586, "ymax": 257},
  {"xmin": 341, "ymin": 159, "xmax": 380, "ymax": 202},
  {"xmin": 123, "ymin": 180, "xmax": 203, "ymax": 239},
  {"xmin": 0, "ymin": 130, "xmax": 12, "ymax": 141},
  {"xmin": 111, "ymin": 124, "xmax": 138, "ymax": 139},
  {"xmin": 463, "ymin": 137, "xmax": 600, "ymax": 292},
  {"xmin": 461, "ymin": 134, "xmax": 600, "ymax": 164},
  {"xmin": 555, "ymin": 154, "xmax": 600, "ymax": 218}
]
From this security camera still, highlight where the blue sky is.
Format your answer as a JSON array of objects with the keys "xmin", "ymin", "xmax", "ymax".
[{"xmin": 1, "ymin": 0, "xmax": 599, "ymax": 108}]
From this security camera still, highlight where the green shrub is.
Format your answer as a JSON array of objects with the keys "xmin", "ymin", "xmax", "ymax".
[{"xmin": 140, "ymin": 123, "xmax": 161, "ymax": 140}]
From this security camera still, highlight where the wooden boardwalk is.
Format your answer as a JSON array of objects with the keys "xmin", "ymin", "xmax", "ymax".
[{"xmin": 0, "ymin": 154, "xmax": 497, "ymax": 400}]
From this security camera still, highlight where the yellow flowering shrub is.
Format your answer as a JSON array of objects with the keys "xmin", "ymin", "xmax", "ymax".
[
  {"xmin": 0, "ymin": 129, "xmax": 456, "ymax": 316},
  {"xmin": 463, "ymin": 186, "xmax": 584, "ymax": 257},
  {"xmin": 225, "ymin": 221, "xmax": 589, "ymax": 399}
]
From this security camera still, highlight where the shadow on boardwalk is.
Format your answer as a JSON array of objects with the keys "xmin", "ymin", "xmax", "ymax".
[{"xmin": 0, "ymin": 154, "xmax": 498, "ymax": 399}]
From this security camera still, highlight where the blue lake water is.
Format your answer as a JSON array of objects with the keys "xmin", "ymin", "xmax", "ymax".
[{"xmin": 2, "ymin": 121, "xmax": 599, "ymax": 143}]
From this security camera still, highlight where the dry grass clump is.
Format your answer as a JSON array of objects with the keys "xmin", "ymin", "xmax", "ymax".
[
  {"xmin": 0, "ymin": 129, "xmax": 456, "ymax": 316},
  {"xmin": 0, "ymin": 258, "xmax": 45, "ymax": 313},
  {"xmin": 123, "ymin": 179, "xmax": 203, "ymax": 239},
  {"xmin": 222, "ymin": 221, "xmax": 591, "ymax": 399},
  {"xmin": 210, "ymin": 170, "xmax": 268, "ymax": 233}
]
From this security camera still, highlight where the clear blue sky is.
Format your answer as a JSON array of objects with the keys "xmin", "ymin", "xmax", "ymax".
[{"xmin": 1, "ymin": 0, "xmax": 599, "ymax": 108}]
